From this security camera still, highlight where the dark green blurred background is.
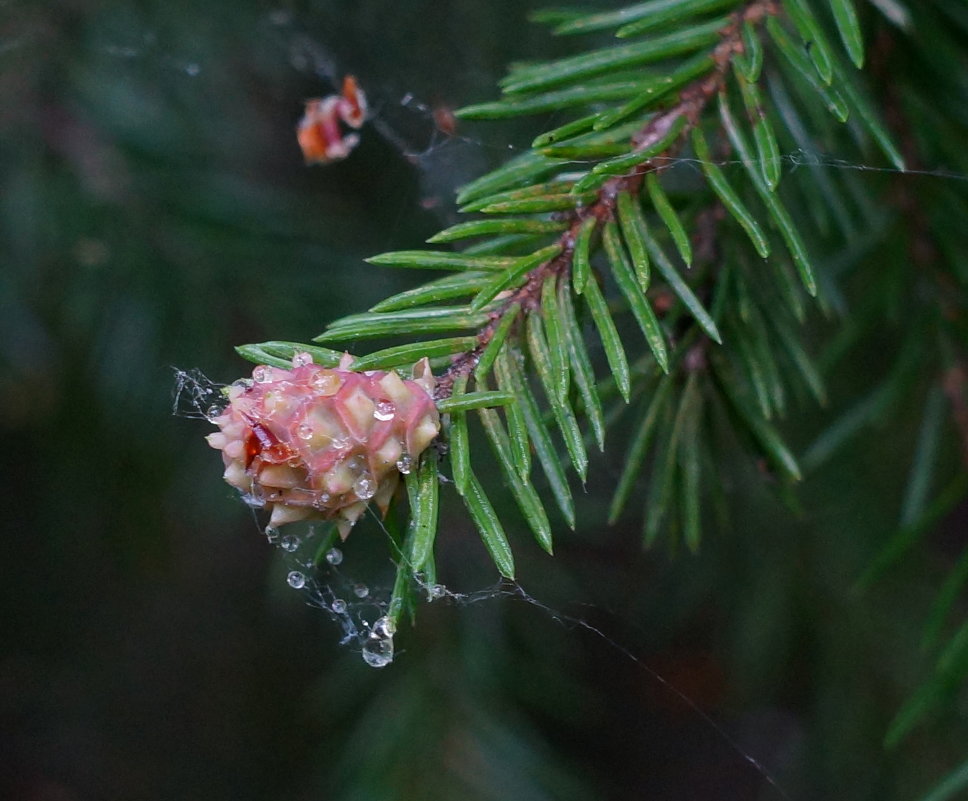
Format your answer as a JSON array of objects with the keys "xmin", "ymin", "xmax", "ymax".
[{"xmin": 3, "ymin": 2, "xmax": 965, "ymax": 800}]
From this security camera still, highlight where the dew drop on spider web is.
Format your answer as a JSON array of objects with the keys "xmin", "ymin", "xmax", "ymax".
[
  {"xmin": 361, "ymin": 632, "xmax": 394, "ymax": 668},
  {"xmin": 353, "ymin": 583, "xmax": 369, "ymax": 599},
  {"xmin": 280, "ymin": 534, "xmax": 300, "ymax": 552},
  {"xmin": 287, "ymin": 570, "xmax": 306, "ymax": 589},
  {"xmin": 371, "ymin": 615, "xmax": 396, "ymax": 639},
  {"xmin": 325, "ymin": 547, "xmax": 343, "ymax": 565},
  {"xmin": 331, "ymin": 599, "xmax": 347, "ymax": 614},
  {"xmin": 242, "ymin": 491, "xmax": 265, "ymax": 509}
]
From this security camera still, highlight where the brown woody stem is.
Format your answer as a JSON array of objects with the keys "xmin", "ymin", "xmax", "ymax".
[{"xmin": 434, "ymin": 0, "xmax": 779, "ymax": 402}]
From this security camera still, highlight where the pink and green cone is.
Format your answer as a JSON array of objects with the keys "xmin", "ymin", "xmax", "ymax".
[{"xmin": 206, "ymin": 353, "xmax": 439, "ymax": 538}]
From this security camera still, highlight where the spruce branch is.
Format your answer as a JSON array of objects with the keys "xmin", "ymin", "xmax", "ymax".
[
  {"xmin": 436, "ymin": 0, "xmax": 780, "ymax": 404},
  {"xmin": 182, "ymin": 1, "xmax": 968, "ymax": 785},
  {"xmin": 220, "ymin": 0, "xmax": 926, "ymax": 626}
]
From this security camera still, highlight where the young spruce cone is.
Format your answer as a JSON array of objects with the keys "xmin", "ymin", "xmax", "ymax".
[{"xmin": 206, "ymin": 353, "xmax": 439, "ymax": 538}]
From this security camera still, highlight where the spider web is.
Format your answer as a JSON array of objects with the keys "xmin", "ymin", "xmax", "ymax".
[
  {"xmin": 173, "ymin": 365, "xmax": 799, "ymax": 794},
  {"xmin": 91, "ymin": 4, "xmax": 967, "ymax": 211},
  {"xmin": 156, "ymin": 7, "xmax": 968, "ymax": 800}
]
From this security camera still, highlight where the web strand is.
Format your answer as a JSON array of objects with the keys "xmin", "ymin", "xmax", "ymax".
[{"xmin": 360, "ymin": 505, "xmax": 796, "ymax": 801}]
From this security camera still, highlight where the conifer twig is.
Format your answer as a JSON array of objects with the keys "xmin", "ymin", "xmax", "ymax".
[{"xmin": 435, "ymin": 0, "xmax": 779, "ymax": 401}]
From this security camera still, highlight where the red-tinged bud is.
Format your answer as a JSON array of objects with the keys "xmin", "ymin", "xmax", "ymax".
[
  {"xmin": 207, "ymin": 353, "xmax": 439, "ymax": 538},
  {"xmin": 340, "ymin": 75, "xmax": 367, "ymax": 129},
  {"xmin": 297, "ymin": 97, "xmax": 359, "ymax": 164},
  {"xmin": 296, "ymin": 75, "xmax": 368, "ymax": 164}
]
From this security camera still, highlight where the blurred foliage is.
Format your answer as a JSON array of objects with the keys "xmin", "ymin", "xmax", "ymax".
[{"xmin": 1, "ymin": 2, "xmax": 966, "ymax": 801}]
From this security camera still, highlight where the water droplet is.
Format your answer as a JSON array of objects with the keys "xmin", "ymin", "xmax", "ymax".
[
  {"xmin": 330, "ymin": 435, "xmax": 350, "ymax": 450},
  {"xmin": 312, "ymin": 492, "xmax": 332, "ymax": 510},
  {"xmin": 184, "ymin": 62, "xmax": 200, "ymax": 77},
  {"xmin": 362, "ymin": 633, "xmax": 394, "ymax": 668},
  {"xmin": 325, "ymin": 547, "xmax": 343, "ymax": 565},
  {"xmin": 331, "ymin": 599, "xmax": 347, "ymax": 614},
  {"xmin": 372, "ymin": 615, "xmax": 396, "ymax": 638},
  {"xmin": 297, "ymin": 423, "xmax": 314, "ymax": 440},
  {"xmin": 206, "ymin": 404, "xmax": 225, "ymax": 421},
  {"xmin": 312, "ymin": 372, "xmax": 340, "ymax": 395},
  {"xmin": 253, "ymin": 366, "xmax": 272, "ymax": 383},
  {"xmin": 353, "ymin": 583, "xmax": 369, "ymax": 598},
  {"xmin": 265, "ymin": 443, "xmax": 294, "ymax": 462},
  {"xmin": 373, "ymin": 401, "xmax": 396, "ymax": 421},
  {"xmin": 428, "ymin": 584, "xmax": 446, "ymax": 600},
  {"xmin": 242, "ymin": 483, "xmax": 265, "ymax": 508},
  {"xmin": 292, "ymin": 352, "xmax": 312, "ymax": 367},
  {"xmin": 287, "ymin": 571, "xmax": 306, "ymax": 589},
  {"xmin": 232, "ymin": 378, "xmax": 254, "ymax": 390},
  {"xmin": 241, "ymin": 492, "xmax": 265, "ymax": 508},
  {"xmin": 395, "ymin": 453, "xmax": 413, "ymax": 474},
  {"xmin": 264, "ymin": 526, "xmax": 280, "ymax": 543},
  {"xmin": 280, "ymin": 534, "xmax": 300, "ymax": 552},
  {"xmin": 353, "ymin": 475, "xmax": 376, "ymax": 500}
]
